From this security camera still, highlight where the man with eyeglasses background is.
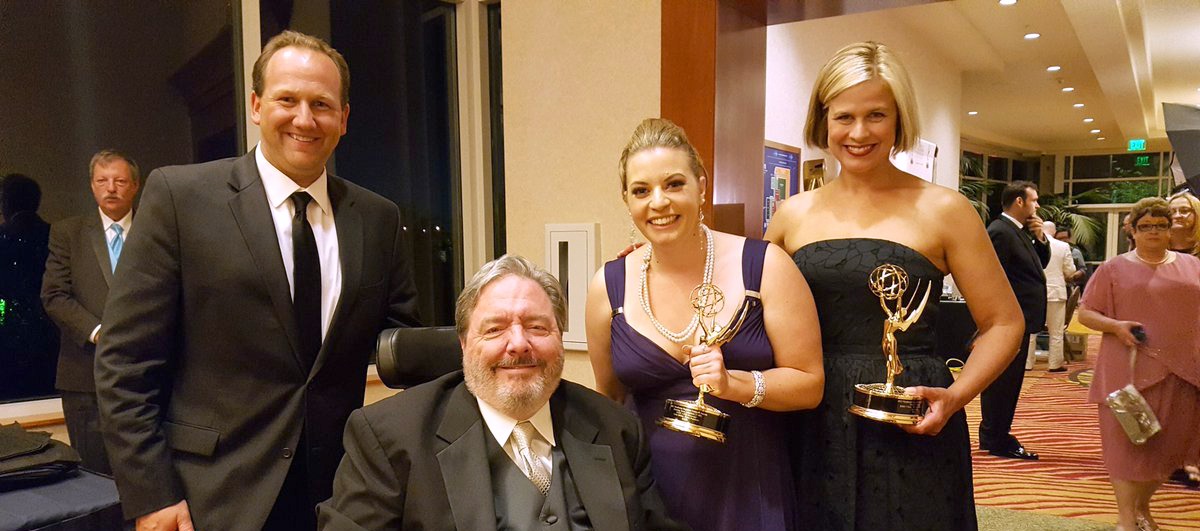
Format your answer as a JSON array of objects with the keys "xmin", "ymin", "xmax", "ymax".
[{"xmin": 41, "ymin": 149, "xmax": 141, "ymax": 475}]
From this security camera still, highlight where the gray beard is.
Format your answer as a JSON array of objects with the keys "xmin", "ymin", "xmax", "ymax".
[{"xmin": 464, "ymin": 353, "xmax": 564, "ymax": 417}]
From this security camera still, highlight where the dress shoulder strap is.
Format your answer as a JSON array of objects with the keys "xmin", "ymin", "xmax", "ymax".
[
  {"xmin": 603, "ymin": 257, "xmax": 626, "ymax": 314},
  {"xmin": 740, "ymin": 238, "xmax": 769, "ymax": 294}
]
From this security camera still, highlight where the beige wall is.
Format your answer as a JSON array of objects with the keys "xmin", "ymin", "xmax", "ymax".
[
  {"xmin": 765, "ymin": 3, "xmax": 963, "ymax": 190},
  {"xmin": 502, "ymin": 1, "xmax": 662, "ymax": 387}
]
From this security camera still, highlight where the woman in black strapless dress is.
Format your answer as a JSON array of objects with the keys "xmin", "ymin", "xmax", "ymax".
[{"xmin": 765, "ymin": 42, "xmax": 1026, "ymax": 531}]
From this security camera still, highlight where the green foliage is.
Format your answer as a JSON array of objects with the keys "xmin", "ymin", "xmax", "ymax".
[
  {"xmin": 958, "ymin": 179, "xmax": 999, "ymax": 223},
  {"xmin": 1037, "ymin": 193, "xmax": 1102, "ymax": 250}
]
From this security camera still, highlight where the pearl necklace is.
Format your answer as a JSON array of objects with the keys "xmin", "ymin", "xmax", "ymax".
[
  {"xmin": 640, "ymin": 225, "xmax": 715, "ymax": 344},
  {"xmin": 1135, "ymin": 250, "xmax": 1170, "ymax": 265}
]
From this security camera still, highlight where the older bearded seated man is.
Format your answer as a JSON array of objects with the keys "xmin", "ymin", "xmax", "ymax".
[{"xmin": 318, "ymin": 255, "xmax": 687, "ymax": 531}]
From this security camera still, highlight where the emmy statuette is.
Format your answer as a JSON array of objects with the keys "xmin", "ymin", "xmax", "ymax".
[
  {"xmin": 848, "ymin": 264, "xmax": 932, "ymax": 425},
  {"xmin": 657, "ymin": 283, "xmax": 751, "ymax": 443}
]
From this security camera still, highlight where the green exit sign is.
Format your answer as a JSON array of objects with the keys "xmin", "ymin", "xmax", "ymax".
[
  {"xmin": 1128, "ymin": 139, "xmax": 1146, "ymax": 151},
  {"xmin": 1135, "ymin": 155, "xmax": 1151, "ymax": 166}
]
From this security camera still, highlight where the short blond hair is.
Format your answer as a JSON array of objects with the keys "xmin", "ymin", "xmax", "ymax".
[
  {"xmin": 253, "ymin": 30, "xmax": 350, "ymax": 106},
  {"xmin": 617, "ymin": 118, "xmax": 707, "ymax": 192},
  {"xmin": 1167, "ymin": 191, "xmax": 1200, "ymax": 254},
  {"xmin": 804, "ymin": 41, "xmax": 919, "ymax": 154}
]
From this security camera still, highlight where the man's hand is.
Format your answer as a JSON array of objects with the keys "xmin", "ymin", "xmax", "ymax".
[
  {"xmin": 137, "ymin": 500, "xmax": 194, "ymax": 531},
  {"xmin": 1026, "ymin": 214, "xmax": 1046, "ymax": 241}
]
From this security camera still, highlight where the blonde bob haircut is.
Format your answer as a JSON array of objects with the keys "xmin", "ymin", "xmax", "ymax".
[
  {"xmin": 804, "ymin": 41, "xmax": 920, "ymax": 155},
  {"xmin": 618, "ymin": 118, "xmax": 707, "ymax": 192}
]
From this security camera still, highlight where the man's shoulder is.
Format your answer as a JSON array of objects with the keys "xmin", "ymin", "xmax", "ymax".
[{"xmin": 360, "ymin": 372, "xmax": 465, "ymax": 421}]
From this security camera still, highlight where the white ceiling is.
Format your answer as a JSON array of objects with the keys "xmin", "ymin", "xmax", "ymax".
[{"xmin": 857, "ymin": 0, "xmax": 1200, "ymax": 154}]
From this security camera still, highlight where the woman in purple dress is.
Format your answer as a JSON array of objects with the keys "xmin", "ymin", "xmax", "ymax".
[
  {"xmin": 585, "ymin": 118, "xmax": 825, "ymax": 531},
  {"xmin": 1078, "ymin": 197, "xmax": 1200, "ymax": 531}
]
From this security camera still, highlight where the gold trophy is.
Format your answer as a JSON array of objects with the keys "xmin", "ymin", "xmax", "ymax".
[
  {"xmin": 657, "ymin": 283, "xmax": 751, "ymax": 443},
  {"xmin": 849, "ymin": 264, "xmax": 932, "ymax": 425}
]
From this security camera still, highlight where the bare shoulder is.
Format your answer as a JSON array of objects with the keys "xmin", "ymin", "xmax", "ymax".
[{"xmin": 774, "ymin": 188, "xmax": 820, "ymax": 219}]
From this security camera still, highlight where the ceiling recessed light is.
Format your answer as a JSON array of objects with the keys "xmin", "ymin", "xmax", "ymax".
[
  {"xmin": 1083, "ymin": 118, "xmax": 1094, "ymax": 123},
  {"xmin": 1073, "ymin": 103, "xmax": 1085, "ymax": 108},
  {"xmin": 1024, "ymin": 32, "xmax": 1041, "ymax": 40},
  {"xmin": 1090, "ymin": 129, "xmax": 1101, "ymax": 134},
  {"xmin": 1062, "ymin": 87, "xmax": 1075, "ymax": 92},
  {"xmin": 1097, "ymin": 137, "xmax": 1106, "ymax": 140},
  {"xmin": 999, "ymin": 0, "xmax": 1017, "ymax": 5},
  {"xmin": 968, "ymin": 111, "xmax": 979, "ymax": 116},
  {"xmin": 1046, "ymin": 65, "xmax": 1061, "ymax": 72}
]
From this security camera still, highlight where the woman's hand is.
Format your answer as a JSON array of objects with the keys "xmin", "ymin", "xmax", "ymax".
[
  {"xmin": 899, "ymin": 385, "xmax": 965, "ymax": 436},
  {"xmin": 687, "ymin": 343, "xmax": 729, "ymax": 396},
  {"xmin": 1111, "ymin": 320, "xmax": 1145, "ymax": 348}
]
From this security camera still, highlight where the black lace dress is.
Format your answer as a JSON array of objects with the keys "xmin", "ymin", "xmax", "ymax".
[{"xmin": 791, "ymin": 239, "xmax": 977, "ymax": 531}]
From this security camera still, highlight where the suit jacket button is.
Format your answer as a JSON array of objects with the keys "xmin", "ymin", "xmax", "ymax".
[
  {"xmin": 282, "ymin": 448, "xmax": 293, "ymax": 459},
  {"xmin": 544, "ymin": 515, "xmax": 557, "ymax": 524}
]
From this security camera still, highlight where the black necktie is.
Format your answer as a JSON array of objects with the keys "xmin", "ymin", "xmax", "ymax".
[{"xmin": 291, "ymin": 192, "xmax": 321, "ymax": 370}]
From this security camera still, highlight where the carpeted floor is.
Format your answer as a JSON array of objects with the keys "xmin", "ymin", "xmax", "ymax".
[{"xmin": 968, "ymin": 335, "xmax": 1200, "ymax": 530}]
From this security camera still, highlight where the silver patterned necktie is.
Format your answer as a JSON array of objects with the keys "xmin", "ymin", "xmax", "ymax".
[{"xmin": 511, "ymin": 421, "xmax": 551, "ymax": 496}]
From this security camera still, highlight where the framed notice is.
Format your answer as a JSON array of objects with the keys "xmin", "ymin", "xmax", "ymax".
[{"xmin": 763, "ymin": 141, "xmax": 801, "ymax": 233}]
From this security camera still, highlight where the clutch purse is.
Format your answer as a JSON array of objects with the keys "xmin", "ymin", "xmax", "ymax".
[{"xmin": 1105, "ymin": 383, "xmax": 1161, "ymax": 445}]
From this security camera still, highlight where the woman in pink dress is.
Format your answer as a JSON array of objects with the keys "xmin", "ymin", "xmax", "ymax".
[{"xmin": 1078, "ymin": 197, "xmax": 1200, "ymax": 531}]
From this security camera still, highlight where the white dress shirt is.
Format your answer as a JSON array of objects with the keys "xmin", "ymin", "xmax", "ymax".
[
  {"xmin": 477, "ymin": 397, "xmax": 556, "ymax": 474},
  {"xmin": 91, "ymin": 209, "xmax": 133, "ymax": 343},
  {"xmin": 255, "ymin": 145, "xmax": 342, "ymax": 342}
]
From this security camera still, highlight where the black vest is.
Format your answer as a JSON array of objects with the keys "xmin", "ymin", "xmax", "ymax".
[{"xmin": 486, "ymin": 430, "xmax": 593, "ymax": 531}]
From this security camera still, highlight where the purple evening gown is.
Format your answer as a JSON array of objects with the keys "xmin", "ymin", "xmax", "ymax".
[{"xmin": 604, "ymin": 238, "xmax": 797, "ymax": 531}]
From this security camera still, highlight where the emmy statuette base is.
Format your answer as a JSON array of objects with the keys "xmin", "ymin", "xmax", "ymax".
[
  {"xmin": 849, "ymin": 383, "xmax": 928, "ymax": 426},
  {"xmin": 658, "ymin": 397, "xmax": 729, "ymax": 443}
]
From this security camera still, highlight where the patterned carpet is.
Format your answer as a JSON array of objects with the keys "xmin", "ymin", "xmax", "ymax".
[{"xmin": 966, "ymin": 335, "xmax": 1200, "ymax": 529}]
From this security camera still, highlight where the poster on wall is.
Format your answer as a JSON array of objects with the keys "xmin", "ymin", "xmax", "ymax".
[
  {"xmin": 763, "ymin": 141, "xmax": 801, "ymax": 233},
  {"xmin": 890, "ymin": 137, "xmax": 938, "ymax": 182}
]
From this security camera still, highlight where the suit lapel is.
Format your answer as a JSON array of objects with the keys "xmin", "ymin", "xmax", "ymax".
[
  {"xmin": 87, "ymin": 215, "xmax": 113, "ymax": 286},
  {"xmin": 1005, "ymin": 217, "xmax": 1041, "ymax": 267},
  {"xmin": 555, "ymin": 391, "xmax": 630, "ymax": 531},
  {"xmin": 226, "ymin": 152, "xmax": 306, "ymax": 373},
  {"xmin": 309, "ymin": 176, "xmax": 362, "ymax": 379},
  {"xmin": 435, "ymin": 383, "xmax": 498, "ymax": 531}
]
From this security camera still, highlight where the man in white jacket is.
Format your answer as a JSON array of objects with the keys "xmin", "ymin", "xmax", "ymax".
[{"xmin": 1028, "ymin": 221, "xmax": 1076, "ymax": 372}]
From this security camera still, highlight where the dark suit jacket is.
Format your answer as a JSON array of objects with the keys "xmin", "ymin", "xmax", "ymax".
[
  {"xmin": 987, "ymin": 215, "xmax": 1050, "ymax": 328},
  {"xmin": 317, "ymin": 372, "xmax": 686, "ymax": 531},
  {"xmin": 95, "ymin": 151, "xmax": 420, "ymax": 530},
  {"xmin": 42, "ymin": 214, "xmax": 114, "ymax": 392}
]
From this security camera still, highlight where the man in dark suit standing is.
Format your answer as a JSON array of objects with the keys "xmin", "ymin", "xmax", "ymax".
[
  {"xmin": 980, "ymin": 180, "xmax": 1049, "ymax": 460},
  {"xmin": 41, "ymin": 150, "xmax": 140, "ymax": 475},
  {"xmin": 95, "ymin": 31, "xmax": 420, "ymax": 531},
  {"xmin": 318, "ymin": 255, "xmax": 685, "ymax": 531}
]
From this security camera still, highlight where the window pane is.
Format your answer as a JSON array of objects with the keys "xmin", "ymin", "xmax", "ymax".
[
  {"xmin": 1011, "ymin": 158, "xmax": 1039, "ymax": 182},
  {"xmin": 1072, "ymin": 180, "xmax": 1160, "ymax": 204},
  {"xmin": 1111, "ymin": 153, "xmax": 1161, "ymax": 178},
  {"xmin": 1072, "ymin": 155, "xmax": 1111, "ymax": 180},
  {"xmin": 987, "ymin": 156, "xmax": 1009, "ymax": 182},
  {"xmin": 961, "ymin": 151, "xmax": 984, "ymax": 177}
]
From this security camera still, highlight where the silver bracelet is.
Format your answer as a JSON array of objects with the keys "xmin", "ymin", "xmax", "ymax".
[{"xmin": 740, "ymin": 370, "xmax": 765, "ymax": 408}]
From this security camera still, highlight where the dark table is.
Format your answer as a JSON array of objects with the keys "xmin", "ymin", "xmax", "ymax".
[{"xmin": 0, "ymin": 469, "xmax": 121, "ymax": 530}]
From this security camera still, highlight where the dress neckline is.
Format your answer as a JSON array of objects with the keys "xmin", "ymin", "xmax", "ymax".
[{"xmin": 793, "ymin": 237, "xmax": 947, "ymax": 275}]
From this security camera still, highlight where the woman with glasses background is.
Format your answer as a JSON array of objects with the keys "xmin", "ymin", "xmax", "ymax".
[
  {"xmin": 1077, "ymin": 196, "xmax": 1200, "ymax": 531},
  {"xmin": 1166, "ymin": 191, "xmax": 1200, "ymax": 257}
]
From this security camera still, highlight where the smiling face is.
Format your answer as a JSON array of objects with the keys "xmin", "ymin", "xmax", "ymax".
[
  {"xmin": 825, "ymin": 78, "xmax": 898, "ymax": 177},
  {"xmin": 1170, "ymin": 196, "xmax": 1196, "ymax": 231},
  {"xmin": 461, "ymin": 275, "xmax": 564, "ymax": 419},
  {"xmin": 623, "ymin": 147, "xmax": 706, "ymax": 247},
  {"xmin": 251, "ymin": 46, "xmax": 349, "ymax": 187}
]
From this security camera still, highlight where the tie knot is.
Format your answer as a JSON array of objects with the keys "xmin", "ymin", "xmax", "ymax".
[
  {"xmin": 290, "ymin": 191, "xmax": 313, "ymax": 214},
  {"xmin": 111, "ymin": 224, "xmax": 123, "ymax": 236},
  {"xmin": 513, "ymin": 420, "xmax": 542, "ymax": 449}
]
